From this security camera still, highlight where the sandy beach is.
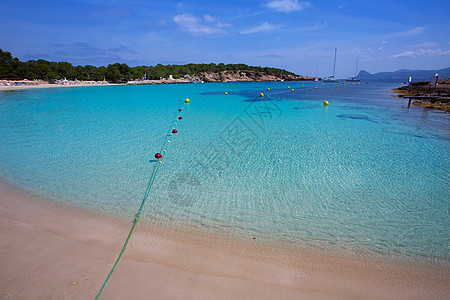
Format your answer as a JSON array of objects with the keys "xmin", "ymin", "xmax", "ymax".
[
  {"xmin": 0, "ymin": 80, "xmax": 118, "ymax": 91},
  {"xmin": 0, "ymin": 181, "xmax": 448, "ymax": 300}
]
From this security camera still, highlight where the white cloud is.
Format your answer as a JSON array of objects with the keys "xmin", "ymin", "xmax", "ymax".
[
  {"xmin": 266, "ymin": 0, "xmax": 311, "ymax": 13},
  {"xmin": 203, "ymin": 14, "xmax": 216, "ymax": 22},
  {"xmin": 296, "ymin": 22, "xmax": 327, "ymax": 32},
  {"xmin": 390, "ymin": 51, "xmax": 415, "ymax": 58},
  {"xmin": 239, "ymin": 22, "xmax": 278, "ymax": 34},
  {"xmin": 386, "ymin": 27, "xmax": 426, "ymax": 39},
  {"xmin": 390, "ymin": 48, "xmax": 450, "ymax": 58},
  {"xmin": 173, "ymin": 13, "xmax": 229, "ymax": 36},
  {"xmin": 337, "ymin": 3, "xmax": 349, "ymax": 10},
  {"xmin": 414, "ymin": 42, "xmax": 438, "ymax": 48},
  {"xmin": 417, "ymin": 48, "xmax": 450, "ymax": 56}
]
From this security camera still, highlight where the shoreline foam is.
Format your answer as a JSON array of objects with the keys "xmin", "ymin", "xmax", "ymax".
[{"xmin": 1, "ymin": 181, "xmax": 449, "ymax": 299}]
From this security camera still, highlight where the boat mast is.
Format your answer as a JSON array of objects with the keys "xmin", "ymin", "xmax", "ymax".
[
  {"xmin": 354, "ymin": 58, "xmax": 358, "ymax": 77},
  {"xmin": 332, "ymin": 48, "xmax": 337, "ymax": 78}
]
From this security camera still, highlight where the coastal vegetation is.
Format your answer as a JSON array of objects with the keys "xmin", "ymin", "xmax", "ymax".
[{"xmin": 0, "ymin": 49, "xmax": 300, "ymax": 83}]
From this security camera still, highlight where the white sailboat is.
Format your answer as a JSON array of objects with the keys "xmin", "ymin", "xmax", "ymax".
[
  {"xmin": 346, "ymin": 59, "xmax": 360, "ymax": 82},
  {"xmin": 323, "ymin": 48, "xmax": 339, "ymax": 83}
]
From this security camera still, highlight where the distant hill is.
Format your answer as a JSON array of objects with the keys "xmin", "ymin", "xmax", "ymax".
[{"xmin": 357, "ymin": 67, "xmax": 450, "ymax": 81}]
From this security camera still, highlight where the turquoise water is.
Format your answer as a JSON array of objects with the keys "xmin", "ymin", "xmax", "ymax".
[{"xmin": 0, "ymin": 82, "xmax": 448, "ymax": 264}]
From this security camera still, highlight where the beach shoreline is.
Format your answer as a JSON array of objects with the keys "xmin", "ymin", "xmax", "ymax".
[
  {"xmin": 0, "ymin": 180, "xmax": 448, "ymax": 299},
  {"xmin": 0, "ymin": 80, "xmax": 120, "ymax": 91}
]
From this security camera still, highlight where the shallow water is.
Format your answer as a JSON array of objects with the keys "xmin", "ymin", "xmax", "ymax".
[{"xmin": 0, "ymin": 81, "xmax": 448, "ymax": 265}]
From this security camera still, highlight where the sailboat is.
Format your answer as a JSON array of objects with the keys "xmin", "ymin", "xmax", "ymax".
[
  {"xmin": 346, "ymin": 59, "xmax": 360, "ymax": 82},
  {"xmin": 314, "ymin": 60, "xmax": 319, "ymax": 81},
  {"xmin": 323, "ymin": 48, "xmax": 339, "ymax": 83}
]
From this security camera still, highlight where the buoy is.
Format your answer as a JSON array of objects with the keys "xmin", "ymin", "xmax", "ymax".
[
  {"xmin": 225, "ymin": 92, "xmax": 228, "ymax": 95},
  {"xmin": 185, "ymin": 98, "xmax": 190, "ymax": 103},
  {"xmin": 315, "ymin": 86, "xmax": 317, "ymax": 89},
  {"xmin": 179, "ymin": 108, "xmax": 182, "ymax": 112},
  {"xmin": 172, "ymin": 129, "xmax": 178, "ymax": 134},
  {"xmin": 323, "ymin": 101, "xmax": 329, "ymax": 106},
  {"xmin": 343, "ymin": 84, "xmax": 346, "ymax": 86},
  {"xmin": 163, "ymin": 150, "xmax": 166, "ymax": 153},
  {"xmin": 291, "ymin": 88, "xmax": 294, "ymax": 91},
  {"xmin": 155, "ymin": 153, "xmax": 163, "ymax": 159},
  {"xmin": 267, "ymin": 88, "xmax": 270, "ymax": 91},
  {"xmin": 260, "ymin": 93, "xmax": 264, "ymax": 97},
  {"xmin": 288, "ymin": 86, "xmax": 290, "ymax": 88},
  {"xmin": 353, "ymin": 83, "xmax": 355, "ymax": 85},
  {"xmin": 336, "ymin": 85, "xmax": 338, "ymax": 87},
  {"xmin": 178, "ymin": 116, "xmax": 183, "ymax": 120},
  {"xmin": 158, "ymin": 161, "xmax": 162, "ymax": 164},
  {"xmin": 302, "ymin": 85, "xmax": 304, "ymax": 87}
]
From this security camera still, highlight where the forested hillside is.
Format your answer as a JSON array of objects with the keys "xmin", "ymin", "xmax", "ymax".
[{"xmin": 0, "ymin": 49, "xmax": 297, "ymax": 83}]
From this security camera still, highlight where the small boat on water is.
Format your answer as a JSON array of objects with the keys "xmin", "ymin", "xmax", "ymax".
[
  {"xmin": 323, "ymin": 48, "xmax": 339, "ymax": 83},
  {"xmin": 190, "ymin": 78, "xmax": 204, "ymax": 83},
  {"xmin": 346, "ymin": 59, "xmax": 360, "ymax": 82}
]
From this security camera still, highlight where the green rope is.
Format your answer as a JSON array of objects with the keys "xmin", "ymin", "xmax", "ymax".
[
  {"xmin": 95, "ymin": 102, "xmax": 187, "ymax": 299},
  {"xmin": 94, "ymin": 163, "xmax": 161, "ymax": 300}
]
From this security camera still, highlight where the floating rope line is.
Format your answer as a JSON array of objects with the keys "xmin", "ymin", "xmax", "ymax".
[{"xmin": 95, "ymin": 99, "xmax": 189, "ymax": 300}]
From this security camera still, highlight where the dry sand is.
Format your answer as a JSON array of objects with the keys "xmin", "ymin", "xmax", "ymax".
[
  {"xmin": 0, "ymin": 81, "xmax": 117, "ymax": 91},
  {"xmin": 0, "ymin": 181, "xmax": 448, "ymax": 300}
]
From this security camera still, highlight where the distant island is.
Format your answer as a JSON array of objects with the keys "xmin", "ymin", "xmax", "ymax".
[
  {"xmin": 0, "ymin": 49, "xmax": 315, "ymax": 84},
  {"xmin": 357, "ymin": 67, "xmax": 450, "ymax": 81}
]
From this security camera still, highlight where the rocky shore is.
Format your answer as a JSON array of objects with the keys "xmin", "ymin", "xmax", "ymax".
[
  {"xmin": 128, "ymin": 70, "xmax": 317, "ymax": 85},
  {"xmin": 394, "ymin": 79, "xmax": 450, "ymax": 112},
  {"xmin": 197, "ymin": 70, "xmax": 316, "ymax": 82}
]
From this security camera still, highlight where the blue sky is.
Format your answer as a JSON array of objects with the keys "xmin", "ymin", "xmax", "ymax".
[{"xmin": 1, "ymin": 0, "xmax": 449, "ymax": 77}]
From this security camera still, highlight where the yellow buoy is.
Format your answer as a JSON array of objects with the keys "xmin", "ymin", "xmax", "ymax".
[
  {"xmin": 291, "ymin": 88, "xmax": 294, "ymax": 91},
  {"xmin": 343, "ymin": 84, "xmax": 346, "ymax": 86},
  {"xmin": 225, "ymin": 92, "xmax": 228, "ymax": 95},
  {"xmin": 302, "ymin": 85, "xmax": 304, "ymax": 87},
  {"xmin": 336, "ymin": 85, "xmax": 338, "ymax": 87},
  {"xmin": 353, "ymin": 83, "xmax": 355, "ymax": 85},
  {"xmin": 324, "ymin": 101, "xmax": 329, "ymax": 106},
  {"xmin": 315, "ymin": 86, "xmax": 317, "ymax": 89},
  {"xmin": 260, "ymin": 92, "xmax": 264, "ymax": 97},
  {"xmin": 185, "ymin": 98, "xmax": 190, "ymax": 103},
  {"xmin": 287, "ymin": 86, "xmax": 290, "ymax": 88},
  {"xmin": 267, "ymin": 88, "xmax": 270, "ymax": 91}
]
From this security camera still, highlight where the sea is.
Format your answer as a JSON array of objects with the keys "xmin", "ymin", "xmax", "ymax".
[{"xmin": 0, "ymin": 81, "xmax": 448, "ymax": 266}]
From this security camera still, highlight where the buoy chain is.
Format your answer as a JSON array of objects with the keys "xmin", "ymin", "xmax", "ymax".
[{"xmin": 95, "ymin": 97, "xmax": 190, "ymax": 300}]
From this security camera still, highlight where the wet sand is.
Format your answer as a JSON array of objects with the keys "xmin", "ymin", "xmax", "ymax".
[{"xmin": 0, "ymin": 181, "xmax": 448, "ymax": 299}]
